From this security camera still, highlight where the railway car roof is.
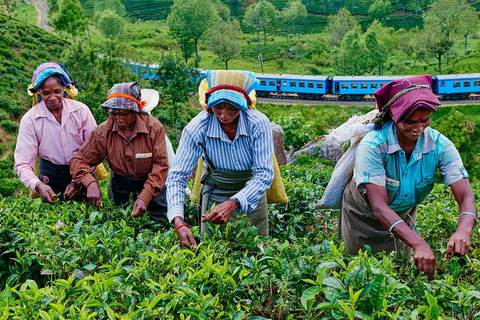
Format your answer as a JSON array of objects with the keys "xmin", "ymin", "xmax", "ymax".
[
  {"xmin": 255, "ymin": 73, "xmax": 329, "ymax": 81},
  {"xmin": 332, "ymin": 75, "xmax": 409, "ymax": 81},
  {"xmin": 435, "ymin": 73, "xmax": 480, "ymax": 80}
]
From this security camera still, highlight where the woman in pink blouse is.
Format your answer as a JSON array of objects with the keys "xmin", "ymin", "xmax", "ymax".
[{"xmin": 14, "ymin": 62, "xmax": 97, "ymax": 204}]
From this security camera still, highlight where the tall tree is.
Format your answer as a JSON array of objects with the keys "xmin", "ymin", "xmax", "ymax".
[
  {"xmin": 333, "ymin": 28, "xmax": 369, "ymax": 75},
  {"xmin": 96, "ymin": 10, "xmax": 125, "ymax": 38},
  {"xmin": 208, "ymin": 20, "xmax": 242, "ymax": 70},
  {"xmin": 167, "ymin": 0, "xmax": 219, "ymax": 67},
  {"xmin": 365, "ymin": 20, "xmax": 398, "ymax": 75},
  {"xmin": 368, "ymin": 0, "xmax": 393, "ymax": 24},
  {"xmin": 290, "ymin": 0, "xmax": 308, "ymax": 39},
  {"xmin": 457, "ymin": 1, "xmax": 479, "ymax": 56},
  {"xmin": 151, "ymin": 55, "xmax": 199, "ymax": 141},
  {"xmin": 325, "ymin": 7, "xmax": 360, "ymax": 48},
  {"xmin": 243, "ymin": 0, "xmax": 277, "ymax": 52},
  {"xmin": 279, "ymin": 5, "xmax": 294, "ymax": 41},
  {"xmin": 421, "ymin": 0, "xmax": 461, "ymax": 74},
  {"xmin": 397, "ymin": 27, "xmax": 426, "ymax": 67},
  {"xmin": 93, "ymin": 0, "xmax": 125, "ymax": 23},
  {"xmin": 51, "ymin": 0, "xmax": 88, "ymax": 42},
  {"xmin": 227, "ymin": 0, "xmax": 243, "ymax": 16},
  {"xmin": 396, "ymin": 0, "xmax": 410, "ymax": 22}
]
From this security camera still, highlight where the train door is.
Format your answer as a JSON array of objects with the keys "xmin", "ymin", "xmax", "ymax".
[
  {"xmin": 276, "ymin": 80, "xmax": 281, "ymax": 91},
  {"xmin": 335, "ymin": 82, "xmax": 339, "ymax": 94}
]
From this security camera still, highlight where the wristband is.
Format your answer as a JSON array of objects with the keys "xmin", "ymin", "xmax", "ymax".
[
  {"xmin": 459, "ymin": 212, "xmax": 478, "ymax": 223},
  {"xmin": 174, "ymin": 223, "xmax": 189, "ymax": 232},
  {"xmin": 389, "ymin": 219, "xmax": 404, "ymax": 234},
  {"xmin": 229, "ymin": 199, "xmax": 240, "ymax": 209}
]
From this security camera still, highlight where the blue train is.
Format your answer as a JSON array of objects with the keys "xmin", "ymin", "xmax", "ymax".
[{"xmin": 125, "ymin": 62, "xmax": 480, "ymax": 100}]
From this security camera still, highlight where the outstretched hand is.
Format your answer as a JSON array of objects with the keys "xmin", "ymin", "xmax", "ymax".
[
  {"xmin": 131, "ymin": 198, "xmax": 147, "ymax": 217},
  {"xmin": 445, "ymin": 229, "xmax": 471, "ymax": 259},
  {"xmin": 201, "ymin": 199, "xmax": 238, "ymax": 224},
  {"xmin": 86, "ymin": 182, "xmax": 102, "ymax": 209},
  {"xmin": 413, "ymin": 242, "xmax": 436, "ymax": 281},
  {"xmin": 174, "ymin": 218, "xmax": 197, "ymax": 248},
  {"xmin": 36, "ymin": 182, "xmax": 58, "ymax": 204}
]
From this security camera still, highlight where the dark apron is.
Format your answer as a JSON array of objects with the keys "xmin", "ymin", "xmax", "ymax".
[
  {"xmin": 339, "ymin": 179, "xmax": 416, "ymax": 256},
  {"xmin": 108, "ymin": 171, "xmax": 167, "ymax": 221},
  {"xmin": 38, "ymin": 158, "xmax": 86, "ymax": 200},
  {"xmin": 200, "ymin": 166, "xmax": 268, "ymax": 237}
]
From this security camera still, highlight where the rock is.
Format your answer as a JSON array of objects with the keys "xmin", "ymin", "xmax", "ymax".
[
  {"xmin": 271, "ymin": 123, "xmax": 287, "ymax": 165},
  {"xmin": 288, "ymin": 136, "xmax": 345, "ymax": 165}
]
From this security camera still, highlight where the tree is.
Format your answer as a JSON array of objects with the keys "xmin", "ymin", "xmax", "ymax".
[
  {"xmin": 279, "ymin": 5, "xmax": 294, "ymax": 41},
  {"xmin": 396, "ymin": 0, "xmax": 411, "ymax": 22},
  {"xmin": 243, "ymin": 0, "xmax": 277, "ymax": 52},
  {"xmin": 212, "ymin": 0, "xmax": 232, "ymax": 21},
  {"xmin": 167, "ymin": 0, "xmax": 219, "ymax": 67},
  {"xmin": 51, "ymin": 0, "xmax": 88, "ymax": 42},
  {"xmin": 325, "ymin": 7, "xmax": 361, "ymax": 48},
  {"xmin": 96, "ymin": 10, "xmax": 125, "ymax": 38},
  {"xmin": 365, "ymin": 20, "xmax": 398, "ymax": 75},
  {"xmin": 290, "ymin": 0, "xmax": 308, "ymax": 39},
  {"xmin": 333, "ymin": 28, "xmax": 370, "ymax": 75},
  {"xmin": 397, "ymin": 28, "xmax": 426, "ymax": 67},
  {"xmin": 421, "ymin": 0, "xmax": 461, "ymax": 74},
  {"xmin": 93, "ymin": 0, "xmax": 125, "ymax": 23},
  {"xmin": 151, "ymin": 55, "xmax": 199, "ymax": 141},
  {"xmin": 457, "ymin": 1, "xmax": 479, "ymax": 56},
  {"xmin": 227, "ymin": 0, "xmax": 243, "ymax": 16},
  {"xmin": 208, "ymin": 20, "xmax": 242, "ymax": 70},
  {"xmin": 368, "ymin": 0, "xmax": 393, "ymax": 24}
]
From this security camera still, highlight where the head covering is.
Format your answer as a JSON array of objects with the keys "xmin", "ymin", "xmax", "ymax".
[
  {"xmin": 373, "ymin": 75, "xmax": 440, "ymax": 123},
  {"xmin": 27, "ymin": 62, "xmax": 79, "ymax": 106},
  {"xmin": 101, "ymin": 82, "xmax": 146, "ymax": 113},
  {"xmin": 203, "ymin": 70, "xmax": 258, "ymax": 111}
]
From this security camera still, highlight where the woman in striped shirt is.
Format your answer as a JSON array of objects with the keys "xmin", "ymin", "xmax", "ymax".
[{"xmin": 166, "ymin": 70, "xmax": 274, "ymax": 248}]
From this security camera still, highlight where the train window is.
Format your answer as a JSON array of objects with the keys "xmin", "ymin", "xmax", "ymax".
[
  {"xmin": 380, "ymin": 82, "xmax": 387, "ymax": 87},
  {"xmin": 299, "ymin": 82, "xmax": 305, "ymax": 88},
  {"xmin": 351, "ymin": 82, "xmax": 358, "ymax": 89},
  {"xmin": 475, "ymin": 81, "xmax": 480, "ymax": 87},
  {"xmin": 441, "ymin": 82, "xmax": 445, "ymax": 87},
  {"xmin": 341, "ymin": 83, "xmax": 348, "ymax": 89},
  {"xmin": 464, "ymin": 81, "xmax": 471, "ymax": 87},
  {"xmin": 361, "ymin": 82, "xmax": 368, "ymax": 89},
  {"xmin": 317, "ymin": 83, "xmax": 323, "ymax": 89},
  {"xmin": 308, "ymin": 82, "xmax": 314, "ymax": 88},
  {"xmin": 260, "ymin": 80, "xmax": 267, "ymax": 86},
  {"xmin": 269, "ymin": 81, "xmax": 275, "ymax": 86},
  {"xmin": 371, "ymin": 83, "xmax": 378, "ymax": 89},
  {"xmin": 290, "ymin": 81, "xmax": 296, "ymax": 87},
  {"xmin": 453, "ymin": 81, "xmax": 460, "ymax": 88}
]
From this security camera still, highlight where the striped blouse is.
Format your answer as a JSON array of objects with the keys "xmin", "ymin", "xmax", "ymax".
[
  {"xmin": 70, "ymin": 113, "xmax": 168, "ymax": 205},
  {"xmin": 166, "ymin": 109, "xmax": 274, "ymax": 222}
]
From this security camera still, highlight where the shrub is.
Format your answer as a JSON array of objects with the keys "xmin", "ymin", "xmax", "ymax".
[{"xmin": 1, "ymin": 120, "xmax": 19, "ymax": 134}]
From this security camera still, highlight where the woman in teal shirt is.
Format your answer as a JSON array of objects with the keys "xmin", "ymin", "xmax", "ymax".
[{"xmin": 339, "ymin": 75, "xmax": 477, "ymax": 280}]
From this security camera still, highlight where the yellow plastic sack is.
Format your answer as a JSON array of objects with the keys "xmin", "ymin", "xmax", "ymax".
[{"xmin": 189, "ymin": 153, "xmax": 288, "ymax": 204}]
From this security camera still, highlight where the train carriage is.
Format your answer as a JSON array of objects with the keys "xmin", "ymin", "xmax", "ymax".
[
  {"xmin": 433, "ymin": 73, "xmax": 480, "ymax": 99},
  {"xmin": 254, "ymin": 73, "xmax": 330, "ymax": 99},
  {"xmin": 331, "ymin": 75, "xmax": 409, "ymax": 100}
]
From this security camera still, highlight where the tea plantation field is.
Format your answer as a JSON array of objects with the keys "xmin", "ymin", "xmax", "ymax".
[{"xmin": 0, "ymin": 155, "xmax": 479, "ymax": 319}]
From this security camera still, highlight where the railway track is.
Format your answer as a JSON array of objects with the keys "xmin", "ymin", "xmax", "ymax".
[{"xmin": 257, "ymin": 94, "xmax": 480, "ymax": 106}]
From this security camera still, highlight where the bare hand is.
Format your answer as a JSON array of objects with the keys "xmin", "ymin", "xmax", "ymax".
[
  {"xmin": 445, "ymin": 230, "xmax": 472, "ymax": 259},
  {"xmin": 174, "ymin": 218, "xmax": 197, "ymax": 248},
  {"xmin": 201, "ymin": 199, "xmax": 238, "ymax": 224},
  {"xmin": 64, "ymin": 182, "xmax": 80, "ymax": 199},
  {"xmin": 36, "ymin": 182, "xmax": 58, "ymax": 204},
  {"xmin": 131, "ymin": 198, "xmax": 147, "ymax": 217},
  {"xmin": 413, "ymin": 242, "xmax": 436, "ymax": 280},
  {"xmin": 86, "ymin": 182, "xmax": 102, "ymax": 209}
]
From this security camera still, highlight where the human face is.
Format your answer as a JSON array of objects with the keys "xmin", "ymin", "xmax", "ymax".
[
  {"xmin": 395, "ymin": 108, "xmax": 431, "ymax": 142},
  {"xmin": 110, "ymin": 109, "xmax": 136, "ymax": 130},
  {"xmin": 211, "ymin": 102, "xmax": 240, "ymax": 125},
  {"xmin": 38, "ymin": 77, "xmax": 64, "ymax": 111}
]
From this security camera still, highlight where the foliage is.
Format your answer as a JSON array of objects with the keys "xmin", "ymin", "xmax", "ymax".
[
  {"xmin": 324, "ymin": 7, "xmax": 361, "ymax": 49},
  {"xmin": 167, "ymin": 0, "xmax": 219, "ymax": 67},
  {"xmin": 367, "ymin": 0, "xmax": 393, "ymax": 23},
  {"xmin": 243, "ymin": 0, "xmax": 278, "ymax": 52},
  {"xmin": 208, "ymin": 19, "xmax": 242, "ymax": 70},
  {"xmin": 50, "ymin": 0, "xmax": 88, "ymax": 42},
  {"xmin": 95, "ymin": 10, "xmax": 126, "ymax": 38}
]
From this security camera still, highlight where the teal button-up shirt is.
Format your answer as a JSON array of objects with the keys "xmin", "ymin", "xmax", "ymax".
[{"xmin": 354, "ymin": 121, "xmax": 468, "ymax": 212}]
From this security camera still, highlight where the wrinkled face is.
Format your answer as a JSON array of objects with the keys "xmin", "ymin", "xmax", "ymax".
[
  {"xmin": 396, "ymin": 108, "xmax": 431, "ymax": 142},
  {"xmin": 211, "ymin": 102, "xmax": 240, "ymax": 125},
  {"xmin": 110, "ymin": 109, "xmax": 136, "ymax": 130},
  {"xmin": 39, "ymin": 77, "xmax": 64, "ymax": 111}
]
